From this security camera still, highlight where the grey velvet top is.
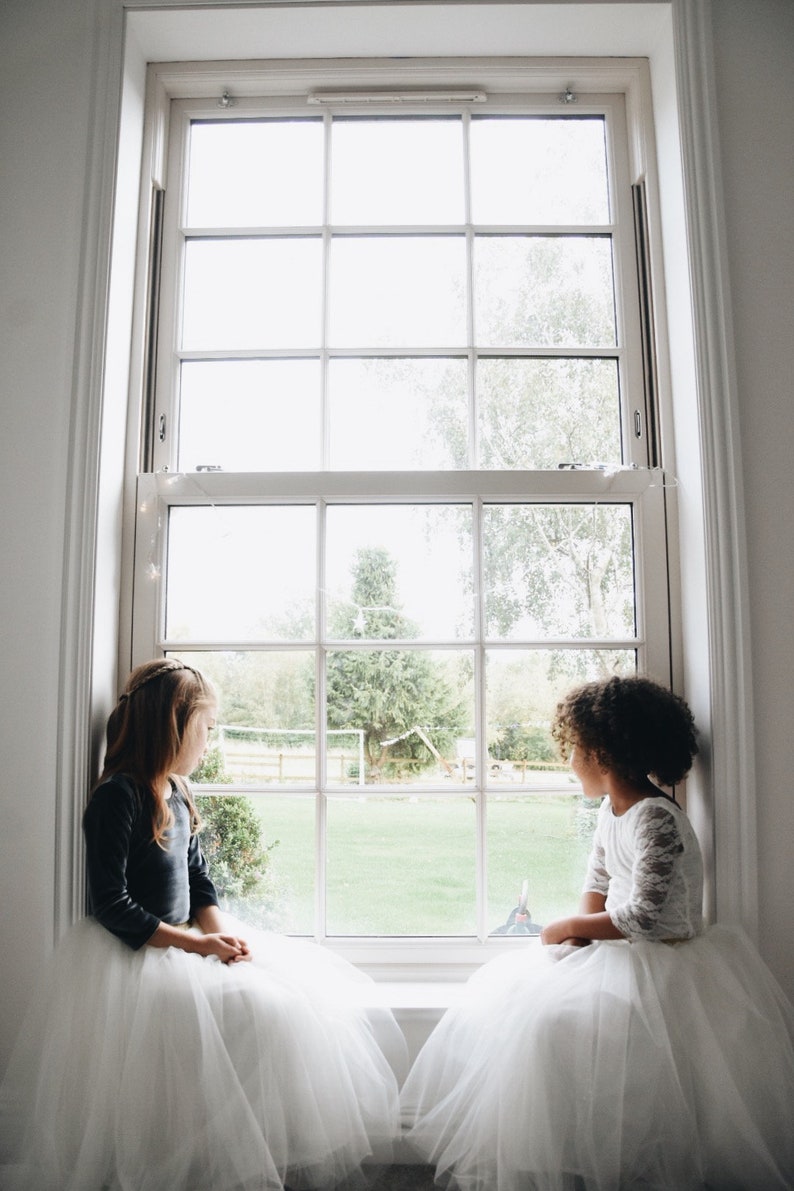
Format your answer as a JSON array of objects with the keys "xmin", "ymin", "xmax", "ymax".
[{"xmin": 83, "ymin": 775, "xmax": 219, "ymax": 950}]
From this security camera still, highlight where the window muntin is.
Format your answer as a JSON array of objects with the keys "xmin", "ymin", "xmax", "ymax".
[{"xmin": 136, "ymin": 73, "xmax": 667, "ymax": 955}]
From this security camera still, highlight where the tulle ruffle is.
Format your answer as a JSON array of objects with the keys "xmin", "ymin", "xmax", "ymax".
[
  {"xmin": 1, "ymin": 917, "xmax": 405, "ymax": 1191},
  {"xmin": 402, "ymin": 926, "xmax": 794, "ymax": 1191}
]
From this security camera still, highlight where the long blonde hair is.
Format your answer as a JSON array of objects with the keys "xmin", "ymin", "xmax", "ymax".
[{"xmin": 94, "ymin": 659, "xmax": 215, "ymax": 846}]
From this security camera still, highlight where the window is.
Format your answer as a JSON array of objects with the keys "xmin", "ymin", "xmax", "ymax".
[{"xmin": 131, "ymin": 62, "xmax": 671, "ymax": 964}]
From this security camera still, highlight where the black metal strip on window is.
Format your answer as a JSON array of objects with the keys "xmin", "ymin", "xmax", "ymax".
[
  {"xmin": 142, "ymin": 185, "xmax": 165, "ymax": 472},
  {"xmin": 632, "ymin": 181, "xmax": 660, "ymax": 469}
]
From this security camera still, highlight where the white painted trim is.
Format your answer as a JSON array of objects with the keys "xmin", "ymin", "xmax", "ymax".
[
  {"xmin": 54, "ymin": 0, "xmax": 128, "ymax": 939},
  {"xmin": 126, "ymin": 3, "xmax": 672, "ymax": 64},
  {"xmin": 148, "ymin": 54, "xmax": 652, "ymax": 101},
  {"xmin": 671, "ymin": 0, "xmax": 757, "ymax": 935}
]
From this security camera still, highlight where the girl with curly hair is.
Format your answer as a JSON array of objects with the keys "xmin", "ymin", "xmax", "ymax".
[
  {"xmin": 402, "ymin": 675, "xmax": 794, "ymax": 1190},
  {"xmin": 2, "ymin": 659, "xmax": 405, "ymax": 1191}
]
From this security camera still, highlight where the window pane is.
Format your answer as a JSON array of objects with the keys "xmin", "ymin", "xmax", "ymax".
[
  {"xmin": 182, "ymin": 239, "xmax": 322, "ymax": 350},
  {"xmin": 330, "ymin": 117, "xmax": 464, "ymax": 224},
  {"xmin": 470, "ymin": 117, "xmax": 609, "ymax": 225},
  {"xmin": 186, "ymin": 120, "xmax": 324, "ymax": 228},
  {"xmin": 474, "ymin": 236, "xmax": 616, "ymax": 347},
  {"xmin": 485, "ymin": 648, "xmax": 636, "ymax": 788},
  {"xmin": 326, "ymin": 504, "xmax": 474, "ymax": 640},
  {"xmin": 195, "ymin": 791, "xmax": 315, "ymax": 934},
  {"xmin": 478, "ymin": 358, "xmax": 621, "ymax": 469},
  {"xmin": 326, "ymin": 650, "xmax": 474, "ymax": 786},
  {"xmin": 177, "ymin": 650, "xmax": 316, "ymax": 786},
  {"xmin": 178, "ymin": 360, "xmax": 321, "ymax": 472},
  {"xmin": 326, "ymin": 795, "xmax": 476, "ymax": 935},
  {"xmin": 328, "ymin": 236, "xmax": 466, "ymax": 347},
  {"xmin": 166, "ymin": 507, "xmax": 316, "ymax": 641},
  {"xmin": 483, "ymin": 504, "xmax": 635, "ymax": 639},
  {"xmin": 487, "ymin": 794, "xmax": 596, "ymax": 934},
  {"xmin": 328, "ymin": 358, "xmax": 469, "ymax": 470},
  {"xmin": 216, "ymin": 727, "xmax": 318, "ymax": 785},
  {"xmin": 252, "ymin": 794, "xmax": 316, "ymax": 933}
]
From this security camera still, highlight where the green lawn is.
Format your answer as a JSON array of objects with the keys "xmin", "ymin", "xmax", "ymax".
[{"xmin": 226, "ymin": 793, "xmax": 596, "ymax": 936}]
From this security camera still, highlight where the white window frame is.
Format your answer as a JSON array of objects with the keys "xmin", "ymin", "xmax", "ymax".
[{"xmin": 127, "ymin": 56, "xmax": 676, "ymax": 976}]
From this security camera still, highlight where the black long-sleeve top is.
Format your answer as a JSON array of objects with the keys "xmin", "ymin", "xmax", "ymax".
[{"xmin": 83, "ymin": 775, "xmax": 219, "ymax": 950}]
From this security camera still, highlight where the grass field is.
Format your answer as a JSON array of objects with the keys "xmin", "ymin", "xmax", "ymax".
[{"xmin": 218, "ymin": 793, "xmax": 597, "ymax": 936}]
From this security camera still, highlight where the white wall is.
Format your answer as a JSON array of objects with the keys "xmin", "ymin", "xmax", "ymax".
[
  {"xmin": 0, "ymin": 0, "xmax": 100, "ymax": 1047},
  {"xmin": 709, "ymin": 0, "xmax": 794, "ymax": 987},
  {"xmin": 1, "ymin": 0, "xmax": 792, "ymax": 1072}
]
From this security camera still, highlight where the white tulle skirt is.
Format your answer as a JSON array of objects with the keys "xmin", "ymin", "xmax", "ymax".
[
  {"xmin": 1, "ymin": 917, "xmax": 406, "ymax": 1191},
  {"xmin": 402, "ymin": 927, "xmax": 794, "ymax": 1191}
]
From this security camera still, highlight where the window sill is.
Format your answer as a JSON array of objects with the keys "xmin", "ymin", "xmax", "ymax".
[
  {"xmin": 358, "ymin": 979, "xmax": 466, "ymax": 1013},
  {"xmin": 351, "ymin": 980, "xmax": 468, "ymax": 1075}
]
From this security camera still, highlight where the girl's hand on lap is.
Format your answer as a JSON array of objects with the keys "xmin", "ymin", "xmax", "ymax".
[
  {"xmin": 230, "ymin": 935, "xmax": 253, "ymax": 962},
  {"xmin": 200, "ymin": 933, "xmax": 253, "ymax": 964},
  {"xmin": 540, "ymin": 919, "xmax": 573, "ymax": 946},
  {"xmin": 540, "ymin": 920, "xmax": 591, "ymax": 947}
]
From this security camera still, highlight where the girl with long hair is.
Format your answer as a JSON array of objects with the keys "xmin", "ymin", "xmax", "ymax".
[{"xmin": 2, "ymin": 658, "xmax": 405, "ymax": 1191}]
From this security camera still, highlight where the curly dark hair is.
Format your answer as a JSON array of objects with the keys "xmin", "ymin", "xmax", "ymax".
[{"xmin": 551, "ymin": 675, "xmax": 698, "ymax": 788}]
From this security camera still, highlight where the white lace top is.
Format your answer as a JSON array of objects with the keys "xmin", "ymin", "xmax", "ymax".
[{"xmin": 582, "ymin": 796, "xmax": 704, "ymax": 941}]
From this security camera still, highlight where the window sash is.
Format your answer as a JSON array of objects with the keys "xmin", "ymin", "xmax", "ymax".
[
  {"xmin": 151, "ymin": 87, "xmax": 646, "ymax": 476},
  {"xmin": 132, "ymin": 467, "xmax": 671, "ymax": 961}
]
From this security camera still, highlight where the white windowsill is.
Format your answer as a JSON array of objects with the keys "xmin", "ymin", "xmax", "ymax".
[
  {"xmin": 352, "ymin": 981, "xmax": 468, "ymax": 1077},
  {"xmin": 359, "ymin": 980, "xmax": 467, "ymax": 1013}
]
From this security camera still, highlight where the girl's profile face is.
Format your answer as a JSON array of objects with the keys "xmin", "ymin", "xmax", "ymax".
[
  {"xmin": 570, "ymin": 745, "xmax": 607, "ymax": 800},
  {"xmin": 173, "ymin": 705, "xmax": 217, "ymax": 777}
]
